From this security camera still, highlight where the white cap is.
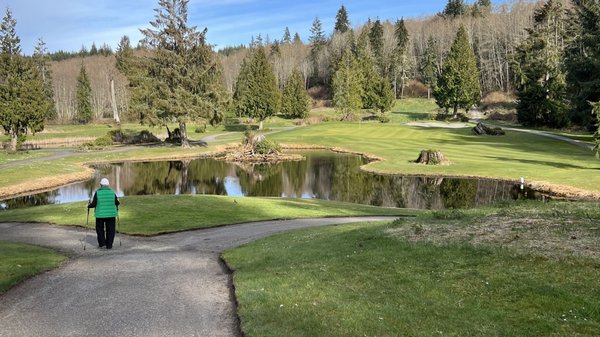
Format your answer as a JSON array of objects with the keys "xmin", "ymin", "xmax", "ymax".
[{"xmin": 100, "ymin": 178, "xmax": 110, "ymax": 186}]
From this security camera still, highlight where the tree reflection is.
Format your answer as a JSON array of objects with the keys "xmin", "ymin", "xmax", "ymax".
[{"xmin": 2, "ymin": 152, "xmax": 546, "ymax": 211}]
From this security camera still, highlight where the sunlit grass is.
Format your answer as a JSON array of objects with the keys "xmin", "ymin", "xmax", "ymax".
[
  {"xmin": 0, "ymin": 241, "xmax": 67, "ymax": 294},
  {"xmin": 223, "ymin": 208, "xmax": 600, "ymax": 337},
  {"xmin": 0, "ymin": 195, "xmax": 415, "ymax": 235}
]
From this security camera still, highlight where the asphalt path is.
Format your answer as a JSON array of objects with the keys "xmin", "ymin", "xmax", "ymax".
[{"xmin": 0, "ymin": 216, "xmax": 398, "ymax": 337}]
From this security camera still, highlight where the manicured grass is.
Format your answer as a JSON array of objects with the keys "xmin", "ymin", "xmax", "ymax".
[
  {"xmin": 0, "ymin": 241, "xmax": 67, "ymax": 294},
  {"xmin": 270, "ymin": 122, "xmax": 600, "ymax": 193},
  {"xmin": 223, "ymin": 202, "xmax": 600, "ymax": 337},
  {"xmin": 0, "ymin": 150, "xmax": 52, "ymax": 165},
  {"xmin": 0, "ymin": 195, "xmax": 415, "ymax": 235},
  {"xmin": 0, "ymin": 123, "xmax": 225, "ymax": 143}
]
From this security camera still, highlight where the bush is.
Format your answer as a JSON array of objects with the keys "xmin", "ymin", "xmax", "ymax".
[
  {"xmin": 255, "ymin": 138, "xmax": 281, "ymax": 155},
  {"xmin": 194, "ymin": 124, "xmax": 207, "ymax": 133},
  {"xmin": 378, "ymin": 115, "xmax": 390, "ymax": 123}
]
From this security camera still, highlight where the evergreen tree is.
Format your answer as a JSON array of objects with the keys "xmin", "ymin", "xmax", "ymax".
[
  {"xmin": 565, "ymin": 0, "xmax": 600, "ymax": 129},
  {"xmin": 372, "ymin": 77, "xmax": 395, "ymax": 113},
  {"xmin": 334, "ymin": 5, "xmax": 351, "ymax": 34},
  {"xmin": 140, "ymin": 0, "xmax": 227, "ymax": 147},
  {"xmin": 333, "ymin": 50, "xmax": 363, "ymax": 120},
  {"xmin": 282, "ymin": 27, "xmax": 292, "ymax": 44},
  {"xmin": 309, "ymin": 17, "xmax": 326, "ymax": 83},
  {"xmin": 0, "ymin": 8, "xmax": 50, "ymax": 151},
  {"xmin": 514, "ymin": 0, "xmax": 568, "ymax": 128},
  {"xmin": 369, "ymin": 18, "xmax": 384, "ymax": 73},
  {"xmin": 281, "ymin": 69, "xmax": 309, "ymax": 119},
  {"xmin": 90, "ymin": 42, "xmax": 98, "ymax": 55},
  {"xmin": 355, "ymin": 29, "xmax": 378, "ymax": 110},
  {"xmin": 33, "ymin": 38, "xmax": 56, "ymax": 120},
  {"xmin": 592, "ymin": 101, "xmax": 600, "ymax": 156},
  {"xmin": 440, "ymin": 0, "xmax": 467, "ymax": 18},
  {"xmin": 75, "ymin": 63, "xmax": 93, "ymax": 124},
  {"xmin": 420, "ymin": 36, "xmax": 439, "ymax": 99},
  {"xmin": 233, "ymin": 48, "xmax": 280, "ymax": 130},
  {"xmin": 433, "ymin": 25, "xmax": 481, "ymax": 116},
  {"xmin": 393, "ymin": 18, "xmax": 410, "ymax": 98},
  {"xmin": 293, "ymin": 32, "xmax": 302, "ymax": 44}
]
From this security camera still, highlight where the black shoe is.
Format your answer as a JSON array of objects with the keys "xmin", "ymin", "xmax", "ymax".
[
  {"xmin": 106, "ymin": 246, "xmax": 112, "ymax": 249},
  {"xmin": 99, "ymin": 244, "xmax": 105, "ymax": 248}
]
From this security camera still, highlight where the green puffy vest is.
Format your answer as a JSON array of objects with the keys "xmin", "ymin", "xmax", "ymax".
[{"xmin": 95, "ymin": 186, "xmax": 118, "ymax": 218}]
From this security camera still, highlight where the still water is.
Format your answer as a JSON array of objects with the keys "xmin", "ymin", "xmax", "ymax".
[{"xmin": 1, "ymin": 152, "xmax": 540, "ymax": 210}]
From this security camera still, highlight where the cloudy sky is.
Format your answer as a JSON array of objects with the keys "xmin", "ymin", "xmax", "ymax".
[{"xmin": 2, "ymin": 0, "xmax": 453, "ymax": 55}]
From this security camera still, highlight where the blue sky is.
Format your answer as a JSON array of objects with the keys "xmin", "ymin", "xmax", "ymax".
[{"xmin": 1, "ymin": 0, "xmax": 450, "ymax": 55}]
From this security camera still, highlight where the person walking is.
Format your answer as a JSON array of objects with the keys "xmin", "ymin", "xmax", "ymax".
[{"xmin": 88, "ymin": 178, "xmax": 120, "ymax": 249}]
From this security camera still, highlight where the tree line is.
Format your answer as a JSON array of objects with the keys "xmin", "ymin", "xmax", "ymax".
[{"xmin": 1, "ymin": 0, "xmax": 600, "ymax": 151}]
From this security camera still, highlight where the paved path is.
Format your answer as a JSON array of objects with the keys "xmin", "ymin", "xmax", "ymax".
[{"xmin": 0, "ymin": 216, "xmax": 398, "ymax": 337}]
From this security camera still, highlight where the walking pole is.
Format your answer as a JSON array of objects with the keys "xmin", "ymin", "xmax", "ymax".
[
  {"xmin": 117, "ymin": 214, "xmax": 122, "ymax": 246},
  {"xmin": 84, "ymin": 207, "xmax": 89, "ymax": 250}
]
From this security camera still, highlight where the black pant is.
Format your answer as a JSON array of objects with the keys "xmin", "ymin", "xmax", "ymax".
[{"xmin": 96, "ymin": 217, "xmax": 116, "ymax": 248}]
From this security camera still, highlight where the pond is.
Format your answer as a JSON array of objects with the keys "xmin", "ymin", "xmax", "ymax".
[{"xmin": 0, "ymin": 151, "xmax": 542, "ymax": 211}]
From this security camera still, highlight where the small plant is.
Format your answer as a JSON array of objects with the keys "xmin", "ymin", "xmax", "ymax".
[
  {"xmin": 378, "ymin": 115, "xmax": 390, "ymax": 123},
  {"xmin": 194, "ymin": 124, "xmax": 206, "ymax": 133},
  {"xmin": 255, "ymin": 138, "xmax": 281, "ymax": 155}
]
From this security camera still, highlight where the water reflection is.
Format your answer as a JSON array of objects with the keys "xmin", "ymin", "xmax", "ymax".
[{"xmin": 0, "ymin": 152, "xmax": 541, "ymax": 211}]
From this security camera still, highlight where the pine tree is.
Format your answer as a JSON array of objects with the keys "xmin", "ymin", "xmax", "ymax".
[
  {"xmin": 0, "ymin": 8, "xmax": 50, "ymax": 151},
  {"xmin": 333, "ymin": 50, "xmax": 364, "ymax": 120},
  {"xmin": 309, "ymin": 17, "xmax": 326, "ymax": 83},
  {"xmin": 433, "ymin": 25, "xmax": 481, "ymax": 116},
  {"xmin": 369, "ymin": 18, "xmax": 384, "ymax": 73},
  {"xmin": 293, "ymin": 32, "xmax": 302, "ymax": 44},
  {"xmin": 281, "ymin": 69, "xmax": 309, "ymax": 119},
  {"xmin": 75, "ymin": 63, "xmax": 93, "ymax": 124},
  {"xmin": 140, "ymin": 0, "xmax": 227, "ymax": 147},
  {"xmin": 440, "ymin": 0, "xmax": 467, "ymax": 18},
  {"xmin": 592, "ymin": 101, "xmax": 600, "ymax": 156},
  {"xmin": 355, "ymin": 29, "xmax": 378, "ymax": 110},
  {"xmin": 334, "ymin": 5, "xmax": 351, "ymax": 34},
  {"xmin": 33, "ymin": 38, "xmax": 56, "ymax": 120},
  {"xmin": 393, "ymin": 18, "xmax": 410, "ymax": 98},
  {"xmin": 233, "ymin": 48, "xmax": 280, "ymax": 130},
  {"xmin": 514, "ymin": 0, "xmax": 568, "ymax": 128},
  {"xmin": 565, "ymin": 0, "xmax": 600, "ymax": 129},
  {"xmin": 420, "ymin": 36, "xmax": 439, "ymax": 99},
  {"xmin": 282, "ymin": 27, "xmax": 292, "ymax": 44}
]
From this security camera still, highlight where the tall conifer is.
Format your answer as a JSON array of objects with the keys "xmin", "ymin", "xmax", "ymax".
[
  {"xmin": 140, "ymin": 0, "xmax": 227, "ymax": 147},
  {"xmin": 281, "ymin": 69, "xmax": 309, "ymax": 119},
  {"xmin": 514, "ymin": 0, "xmax": 567, "ymax": 127},
  {"xmin": 75, "ymin": 63, "xmax": 93, "ymax": 124},
  {"xmin": 0, "ymin": 8, "xmax": 50, "ymax": 151},
  {"xmin": 433, "ymin": 25, "xmax": 480, "ymax": 116}
]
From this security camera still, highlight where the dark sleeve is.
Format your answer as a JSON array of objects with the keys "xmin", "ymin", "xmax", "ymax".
[
  {"xmin": 115, "ymin": 195, "xmax": 120, "ymax": 207},
  {"xmin": 88, "ymin": 192, "xmax": 98, "ymax": 208}
]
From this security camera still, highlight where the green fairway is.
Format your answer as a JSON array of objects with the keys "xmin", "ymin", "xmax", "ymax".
[
  {"xmin": 0, "ymin": 241, "xmax": 67, "ymax": 294},
  {"xmin": 0, "ymin": 195, "xmax": 415, "ymax": 235},
  {"xmin": 223, "ymin": 201, "xmax": 600, "ymax": 337},
  {"xmin": 270, "ymin": 122, "xmax": 600, "ymax": 194}
]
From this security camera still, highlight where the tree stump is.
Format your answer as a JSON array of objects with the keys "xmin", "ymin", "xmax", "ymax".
[{"xmin": 415, "ymin": 150, "xmax": 450, "ymax": 165}]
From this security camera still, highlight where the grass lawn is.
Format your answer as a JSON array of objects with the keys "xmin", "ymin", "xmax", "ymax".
[
  {"xmin": 0, "ymin": 241, "xmax": 67, "ymax": 294},
  {"xmin": 223, "ymin": 201, "xmax": 600, "ymax": 337},
  {"xmin": 0, "ymin": 195, "xmax": 415, "ymax": 235},
  {"xmin": 270, "ymin": 122, "xmax": 600, "ymax": 194},
  {"xmin": 0, "ymin": 122, "xmax": 226, "ymax": 145}
]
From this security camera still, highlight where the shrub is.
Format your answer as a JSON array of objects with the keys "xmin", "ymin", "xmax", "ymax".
[
  {"xmin": 378, "ymin": 115, "xmax": 390, "ymax": 123},
  {"xmin": 255, "ymin": 138, "xmax": 281, "ymax": 155}
]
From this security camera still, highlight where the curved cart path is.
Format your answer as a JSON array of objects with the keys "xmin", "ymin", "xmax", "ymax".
[{"xmin": 0, "ymin": 216, "xmax": 398, "ymax": 337}]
